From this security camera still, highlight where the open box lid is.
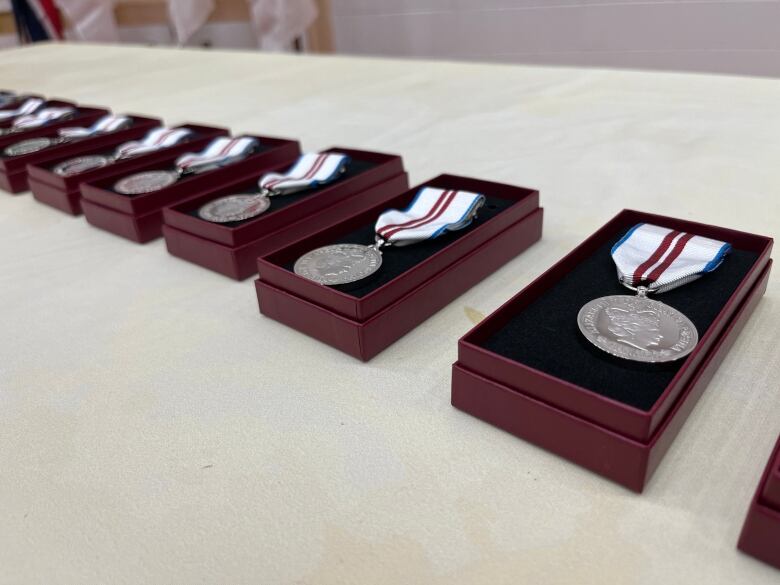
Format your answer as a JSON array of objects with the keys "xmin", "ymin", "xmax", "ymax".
[
  {"xmin": 457, "ymin": 209, "xmax": 773, "ymax": 443},
  {"xmin": 79, "ymin": 135, "xmax": 301, "ymax": 215},
  {"xmin": 257, "ymin": 174, "xmax": 540, "ymax": 322},
  {"xmin": 162, "ymin": 147, "xmax": 405, "ymax": 248},
  {"xmin": 26, "ymin": 123, "xmax": 230, "ymax": 191},
  {"xmin": 0, "ymin": 114, "xmax": 160, "ymax": 175}
]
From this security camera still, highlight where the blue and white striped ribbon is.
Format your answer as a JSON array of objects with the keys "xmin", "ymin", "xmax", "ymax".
[
  {"xmin": 259, "ymin": 152, "xmax": 349, "ymax": 195},
  {"xmin": 57, "ymin": 114, "xmax": 132, "ymax": 138},
  {"xmin": 114, "ymin": 127, "xmax": 193, "ymax": 159},
  {"xmin": 0, "ymin": 97, "xmax": 44, "ymax": 121},
  {"xmin": 375, "ymin": 187, "xmax": 485, "ymax": 246},
  {"xmin": 175, "ymin": 136, "xmax": 258, "ymax": 174},
  {"xmin": 612, "ymin": 223, "xmax": 731, "ymax": 292}
]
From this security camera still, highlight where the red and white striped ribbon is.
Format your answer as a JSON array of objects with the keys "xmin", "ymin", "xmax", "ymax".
[
  {"xmin": 0, "ymin": 97, "xmax": 44, "ymax": 121},
  {"xmin": 375, "ymin": 187, "xmax": 485, "ymax": 246},
  {"xmin": 259, "ymin": 152, "xmax": 348, "ymax": 195},
  {"xmin": 175, "ymin": 136, "xmax": 258, "ymax": 174},
  {"xmin": 57, "ymin": 114, "xmax": 132, "ymax": 138},
  {"xmin": 10, "ymin": 107, "xmax": 75, "ymax": 129},
  {"xmin": 114, "ymin": 127, "xmax": 193, "ymax": 159},
  {"xmin": 612, "ymin": 224, "xmax": 731, "ymax": 292}
]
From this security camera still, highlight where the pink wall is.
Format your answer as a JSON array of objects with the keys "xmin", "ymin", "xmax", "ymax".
[{"xmin": 331, "ymin": 0, "xmax": 780, "ymax": 77}]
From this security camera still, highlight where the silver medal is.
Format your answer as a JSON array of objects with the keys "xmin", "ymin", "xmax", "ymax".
[
  {"xmin": 577, "ymin": 293, "xmax": 698, "ymax": 363},
  {"xmin": 198, "ymin": 193, "xmax": 271, "ymax": 223},
  {"xmin": 53, "ymin": 154, "xmax": 112, "ymax": 177},
  {"xmin": 294, "ymin": 243, "xmax": 383, "ymax": 286},
  {"xmin": 3, "ymin": 137, "xmax": 54, "ymax": 157},
  {"xmin": 114, "ymin": 170, "xmax": 179, "ymax": 195}
]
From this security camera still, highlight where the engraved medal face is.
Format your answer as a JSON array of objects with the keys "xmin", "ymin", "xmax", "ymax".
[
  {"xmin": 577, "ymin": 295, "xmax": 698, "ymax": 363},
  {"xmin": 3, "ymin": 137, "xmax": 53, "ymax": 157},
  {"xmin": 114, "ymin": 170, "xmax": 178, "ymax": 195},
  {"xmin": 53, "ymin": 154, "xmax": 112, "ymax": 177},
  {"xmin": 294, "ymin": 244, "xmax": 383, "ymax": 286},
  {"xmin": 198, "ymin": 193, "xmax": 271, "ymax": 223}
]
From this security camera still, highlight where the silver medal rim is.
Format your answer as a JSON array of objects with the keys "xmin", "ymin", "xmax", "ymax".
[
  {"xmin": 577, "ymin": 295, "xmax": 699, "ymax": 363},
  {"xmin": 114, "ymin": 170, "xmax": 178, "ymax": 195},
  {"xmin": 197, "ymin": 193, "xmax": 271, "ymax": 223},
  {"xmin": 4, "ymin": 137, "xmax": 53, "ymax": 157},
  {"xmin": 293, "ymin": 243, "xmax": 383, "ymax": 286},
  {"xmin": 53, "ymin": 154, "xmax": 111, "ymax": 177}
]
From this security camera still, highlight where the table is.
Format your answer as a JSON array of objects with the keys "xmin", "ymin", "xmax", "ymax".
[{"xmin": 1, "ymin": 43, "xmax": 778, "ymax": 585}]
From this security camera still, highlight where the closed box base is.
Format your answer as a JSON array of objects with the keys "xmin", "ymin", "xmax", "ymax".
[
  {"xmin": 82, "ymin": 198, "xmax": 160, "ymax": 243},
  {"xmin": 0, "ymin": 169, "xmax": 27, "ymax": 194},
  {"xmin": 738, "ymin": 436, "xmax": 780, "ymax": 570},
  {"xmin": 29, "ymin": 177, "xmax": 81, "ymax": 214},
  {"xmin": 257, "ymin": 207, "xmax": 543, "ymax": 361}
]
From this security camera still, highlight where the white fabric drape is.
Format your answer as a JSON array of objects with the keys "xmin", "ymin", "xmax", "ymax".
[{"xmin": 55, "ymin": 0, "xmax": 119, "ymax": 42}]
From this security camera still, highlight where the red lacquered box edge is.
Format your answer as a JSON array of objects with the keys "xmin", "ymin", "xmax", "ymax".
[
  {"xmin": 456, "ymin": 209, "xmax": 773, "ymax": 442},
  {"xmin": 163, "ymin": 171, "xmax": 410, "ymax": 280},
  {"xmin": 256, "ymin": 207, "xmax": 543, "ymax": 361},
  {"xmin": 738, "ymin": 435, "xmax": 780, "ymax": 570},
  {"xmin": 451, "ymin": 259, "xmax": 771, "ymax": 493}
]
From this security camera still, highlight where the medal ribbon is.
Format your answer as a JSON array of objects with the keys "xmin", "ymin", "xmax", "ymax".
[
  {"xmin": 9, "ymin": 107, "xmax": 75, "ymax": 130},
  {"xmin": 175, "ymin": 136, "xmax": 258, "ymax": 174},
  {"xmin": 611, "ymin": 223, "xmax": 731, "ymax": 293},
  {"xmin": 0, "ymin": 97, "xmax": 44, "ymax": 121},
  {"xmin": 375, "ymin": 187, "xmax": 486, "ymax": 246},
  {"xmin": 113, "ymin": 127, "xmax": 193, "ymax": 159},
  {"xmin": 259, "ymin": 152, "xmax": 349, "ymax": 195},
  {"xmin": 57, "ymin": 114, "xmax": 132, "ymax": 138}
]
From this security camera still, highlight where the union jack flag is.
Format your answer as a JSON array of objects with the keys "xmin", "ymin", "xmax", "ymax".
[{"xmin": 11, "ymin": 0, "xmax": 63, "ymax": 43}]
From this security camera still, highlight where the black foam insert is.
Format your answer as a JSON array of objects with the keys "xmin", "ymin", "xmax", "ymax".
[
  {"xmin": 108, "ymin": 141, "xmax": 268, "ymax": 196},
  {"xmin": 283, "ymin": 195, "xmax": 515, "ymax": 298},
  {"xmin": 185, "ymin": 157, "xmax": 378, "ymax": 228},
  {"xmin": 480, "ymin": 228, "xmax": 758, "ymax": 411}
]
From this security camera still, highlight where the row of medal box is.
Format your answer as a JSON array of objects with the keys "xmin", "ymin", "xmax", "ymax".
[{"xmin": 2, "ymin": 88, "xmax": 777, "ymax": 546}]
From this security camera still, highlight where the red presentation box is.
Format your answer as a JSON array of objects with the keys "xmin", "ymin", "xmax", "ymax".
[
  {"xmin": 0, "ymin": 101, "xmax": 106, "ymax": 148},
  {"xmin": 79, "ymin": 135, "xmax": 301, "ymax": 243},
  {"xmin": 0, "ymin": 114, "xmax": 160, "ymax": 194},
  {"xmin": 162, "ymin": 147, "xmax": 409, "ymax": 280},
  {"xmin": 256, "ymin": 174, "xmax": 543, "ymax": 361},
  {"xmin": 451, "ymin": 210, "xmax": 773, "ymax": 492},
  {"xmin": 739, "ymin": 435, "xmax": 780, "ymax": 570},
  {"xmin": 27, "ymin": 123, "xmax": 228, "ymax": 215}
]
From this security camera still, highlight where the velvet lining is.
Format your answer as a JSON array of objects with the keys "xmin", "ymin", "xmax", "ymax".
[
  {"xmin": 185, "ymin": 157, "xmax": 378, "ymax": 228},
  {"xmin": 284, "ymin": 196, "xmax": 515, "ymax": 298},
  {"xmin": 479, "ymin": 228, "xmax": 758, "ymax": 411}
]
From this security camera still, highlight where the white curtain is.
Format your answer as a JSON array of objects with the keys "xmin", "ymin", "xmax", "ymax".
[
  {"xmin": 56, "ymin": 0, "xmax": 318, "ymax": 48},
  {"xmin": 248, "ymin": 0, "xmax": 317, "ymax": 50}
]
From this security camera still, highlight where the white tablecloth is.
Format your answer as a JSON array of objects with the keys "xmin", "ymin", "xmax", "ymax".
[{"xmin": 1, "ymin": 43, "xmax": 779, "ymax": 585}]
